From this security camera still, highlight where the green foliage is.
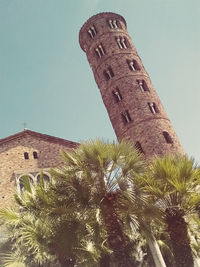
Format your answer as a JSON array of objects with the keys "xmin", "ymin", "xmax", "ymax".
[
  {"xmin": 1, "ymin": 141, "xmax": 200, "ymax": 267},
  {"xmin": 139, "ymin": 155, "xmax": 200, "ymax": 267}
]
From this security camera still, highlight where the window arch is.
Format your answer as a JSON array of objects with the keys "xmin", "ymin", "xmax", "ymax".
[
  {"xmin": 121, "ymin": 110, "xmax": 131, "ymax": 124},
  {"xmin": 18, "ymin": 175, "xmax": 34, "ymax": 192},
  {"xmin": 116, "ymin": 37, "xmax": 129, "ymax": 49},
  {"xmin": 127, "ymin": 59, "xmax": 140, "ymax": 71},
  {"xmin": 137, "ymin": 80, "xmax": 149, "ymax": 92},
  {"xmin": 88, "ymin": 26, "xmax": 97, "ymax": 39},
  {"xmin": 36, "ymin": 173, "xmax": 50, "ymax": 184},
  {"xmin": 108, "ymin": 19, "xmax": 121, "ymax": 29},
  {"xmin": 148, "ymin": 103, "xmax": 159, "ymax": 114},
  {"xmin": 33, "ymin": 151, "xmax": 38, "ymax": 159},
  {"xmin": 163, "ymin": 131, "xmax": 173, "ymax": 144},
  {"xmin": 95, "ymin": 44, "xmax": 105, "ymax": 58},
  {"xmin": 104, "ymin": 66, "xmax": 114, "ymax": 80},
  {"xmin": 24, "ymin": 152, "xmax": 29, "ymax": 160},
  {"xmin": 112, "ymin": 88, "xmax": 122, "ymax": 102}
]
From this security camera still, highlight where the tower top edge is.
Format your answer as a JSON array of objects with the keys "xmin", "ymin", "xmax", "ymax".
[{"xmin": 79, "ymin": 12, "xmax": 127, "ymax": 51}]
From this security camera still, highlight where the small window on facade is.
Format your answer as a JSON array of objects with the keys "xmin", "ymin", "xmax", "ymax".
[
  {"xmin": 116, "ymin": 37, "xmax": 129, "ymax": 49},
  {"xmin": 137, "ymin": 80, "xmax": 149, "ymax": 92},
  {"xmin": 121, "ymin": 110, "xmax": 131, "ymax": 124},
  {"xmin": 127, "ymin": 60, "xmax": 140, "ymax": 71},
  {"xmin": 112, "ymin": 88, "xmax": 122, "ymax": 102},
  {"xmin": 148, "ymin": 102, "xmax": 159, "ymax": 114},
  {"xmin": 108, "ymin": 19, "xmax": 119, "ymax": 29},
  {"xmin": 95, "ymin": 44, "xmax": 105, "ymax": 58},
  {"xmin": 163, "ymin": 131, "xmax": 173, "ymax": 144},
  {"xmin": 88, "ymin": 26, "xmax": 97, "ymax": 39},
  {"xmin": 135, "ymin": 141, "xmax": 144, "ymax": 154},
  {"xmin": 24, "ymin": 152, "xmax": 29, "ymax": 160},
  {"xmin": 104, "ymin": 66, "xmax": 114, "ymax": 80},
  {"xmin": 33, "ymin": 151, "xmax": 38, "ymax": 159}
]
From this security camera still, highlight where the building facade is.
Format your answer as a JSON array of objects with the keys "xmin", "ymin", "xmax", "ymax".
[
  {"xmin": 0, "ymin": 130, "xmax": 78, "ymax": 207},
  {"xmin": 79, "ymin": 12, "xmax": 184, "ymax": 158},
  {"xmin": 0, "ymin": 12, "xmax": 185, "ymax": 207}
]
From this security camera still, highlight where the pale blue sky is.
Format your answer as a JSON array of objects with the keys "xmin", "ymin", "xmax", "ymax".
[{"xmin": 0, "ymin": 0, "xmax": 200, "ymax": 161}]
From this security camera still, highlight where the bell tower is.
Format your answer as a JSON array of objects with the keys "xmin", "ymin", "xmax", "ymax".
[{"xmin": 79, "ymin": 12, "xmax": 184, "ymax": 158}]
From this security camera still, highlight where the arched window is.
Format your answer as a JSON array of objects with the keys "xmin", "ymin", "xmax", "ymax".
[
  {"xmin": 104, "ymin": 66, "xmax": 114, "ymax": 80},
  {"xmin": 108, "ymin": 19, "xmax": 120, "ymax": 29},
  {"xmin": 37, "ymin": 173, "xmax": 50, "ymax": 184},
  {"xmin": 121, "ymin": 110, "xmax": 131, "ymax": 124},
  {"xmin": 137, "ymin": 80, "xmax": 149, "ymax": 92},
  {"xmin": 19, "ymin": 175, "xmax": 33, "ymax": 192},
  {"xmin": 148, "ymin": 103, "xmax": 159, "ymax": 114},
  {"xmin": 33, "ymin": 151, "xmax": 38, "ymax": 159},
  {"xmin": 24, "ymin": 152, "xmax": 29, "ymax": 160},
  {"xmin": 95, "ymin": 44, "xmax": 105, "ymax": 58},
  {"xmin": 127, "ymin": 60, "xmax": 140, "ymax": 71},
  {"xmin": 112, "ymin": 88, "xmax": 122, "ymax": 102},
  {"xmin": 163, "ymin": 131, "xmax": 173, "ymax": 144},
  {"xmin": 116, "ymin": 37, "xmax": 129, "ymax": 49},
  {"xmin": 88, "ymin": 26, "xmax": 97, "ymax": 39}
]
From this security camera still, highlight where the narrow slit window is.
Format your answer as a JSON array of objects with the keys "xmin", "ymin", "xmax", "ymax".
[
  {"xmin": 128, "ymin": 60, "xmax": 140, "ymax": 71},
  {"xmin": 112, "ymin": 88, "xmax": 122, "ymax": 102},
  {"xmin": 95, "ymin": 44, "xmax": 105, "ymax": 58},
  {"xmin": 135, "ymin": 141, "xmax": 144, "ymax": 154},
  {"xmin": 137, "ymin": 80, "xmax": 149, "ymax": 92},
  {"xmin": 33, "ymin": 151, "xmax": 38, "ymax": 159},
  {"xmin": 163, "ymin": 131, "xmax": 173, "ymax": 144},
  {"xmin": 122, "ymin": 110, "xmax": 131, "ymax": 124},
  {"xmin": 104, "ymin": 67, "xmax": 114, "ymax": 81},
  {"xmin": 88, "ymin": 26, "xmax": 97, "ymax": 39},
  {"xmin": 116, "ymin": 37, "xmax": 128, "ymax": 49},
  {"xmin": 148, "ymin": 103, "xmax": 159, "ymax": 114},
  {"xmin": 24, "ymin": 152, "xmax": 29, "ymax": 160}
]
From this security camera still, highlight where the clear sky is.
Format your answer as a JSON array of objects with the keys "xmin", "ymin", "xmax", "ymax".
[{"xmin": 0, "ymin": 0, "xmax": 200, "ymax": 161}]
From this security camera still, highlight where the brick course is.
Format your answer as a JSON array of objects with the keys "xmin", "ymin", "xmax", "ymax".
[
  {"xmin": 79, "ymin": 12, "xmax": 184, "ymax": 158},
  {"xmin": 0, "ymin": 130, "xmax": 78, "ymax": 207}
]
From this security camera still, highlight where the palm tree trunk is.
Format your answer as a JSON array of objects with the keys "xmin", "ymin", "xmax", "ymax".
[
  {"xmin": 101, "ymin": 194, "xmax": 136, "ymax": 267},
  {"xmin": 58, "ymin": 256, "xmax": 75, "ymax": 267},
  {"xmin": 166, "ymin": 209, "xmax": 194, "ymax": 267},
  {"xmin": 145, "ymin": 232, "xmax": 166, "ymax": 267},
  {"xmin": 99, "ymin": 254, "xmax": 110, "ymax": 267}
]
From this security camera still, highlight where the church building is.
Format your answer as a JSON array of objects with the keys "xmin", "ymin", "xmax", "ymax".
[{"xmin": 0, "ymin": 12, "xmax": 184, "ymax": 208}]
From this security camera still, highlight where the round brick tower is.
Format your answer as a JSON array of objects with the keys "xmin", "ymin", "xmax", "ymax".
[{"xmin": 79, "ymin": 12, "xmax": 184, "ymax": 158}]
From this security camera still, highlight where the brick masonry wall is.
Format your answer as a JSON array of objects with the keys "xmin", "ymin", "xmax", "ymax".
[
  {"xmin": 0, "ymin": 132, "xmax": 77, "ymax": 207},
  {"xmin": 79, "ymin": 12, "xmax": 185, "ymax": 158}
]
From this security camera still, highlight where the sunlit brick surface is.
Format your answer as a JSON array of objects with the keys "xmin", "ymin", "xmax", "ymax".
[
  {"xmin": 0, "ymin": 130, "xmax": 78, "ymax": 207},
  {"xmin": 79, "ymin": 12, "xmax": 184, "ymax": 158}
]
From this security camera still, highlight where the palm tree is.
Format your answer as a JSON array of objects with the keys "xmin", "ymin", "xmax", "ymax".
[
  {"xmin": 51, "ymin": 140, "xmax": 161, "ymax": 267},
  {"xmin": 115, "ymin": 172, "xmax": 167, "ymax": 267},
  {"xmin": 1, "ymin": 140, "xmax": 169, "ymax": 267},
  {"xmin": 0, "ymin": 174, "xmax": 106, "ymax": 267},
  {"xmin": 141, "ymin": 155, "xmax": 200, "ymax": 267}
]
